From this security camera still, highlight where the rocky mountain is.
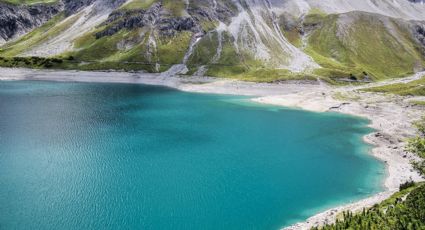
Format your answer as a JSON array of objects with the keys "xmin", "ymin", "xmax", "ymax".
[
  {"xmin": 0, "ymin": 0, "xmax": 425, "ymax": 81},
  {"xmin": 0, "ymin": 2, "xmax": 62, "ymax": 44}
]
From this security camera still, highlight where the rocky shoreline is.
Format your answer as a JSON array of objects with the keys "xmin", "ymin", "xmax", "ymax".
[{"xmin": 1, "ymin": 67, "xmax": 424, "ymax": 230}]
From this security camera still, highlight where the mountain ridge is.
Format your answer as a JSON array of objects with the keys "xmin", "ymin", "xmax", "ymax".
[{"xmin": 0, "ymin": 0, "xmax": 424, "ymax": 82}]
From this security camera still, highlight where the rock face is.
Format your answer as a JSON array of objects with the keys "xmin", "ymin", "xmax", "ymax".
[
  {"xmin": 96, "ymin": 3, "xmax": 163, "ymax": 38},
  {"xmin": 62, "ymin": 0, "xmax": 96, "ymax": 15},
  {"xmin": 95, "ymin": 1, "xmax": 235, "ymax": 39},
  {"xmin": 62, "ymin": 0, "xmax": 127, "ymax": 15},
  {"xmin": 0, "ymin": 2, "xmax": 62, "ymax": 43},
  {"xmin": 413, "ymin": 23, "xmax": 425, "ymax": 53},
  {"xmin": 0, "ymin": 0, "xmax": 130, "ymax": 44}
]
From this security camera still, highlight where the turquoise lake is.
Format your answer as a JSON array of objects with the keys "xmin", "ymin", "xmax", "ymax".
[{"xmin": 0, "ymin": 81, "xmax": 385, "ymax": 230}]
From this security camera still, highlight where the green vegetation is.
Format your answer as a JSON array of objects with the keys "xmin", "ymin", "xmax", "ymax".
[
  {"xmin": 0, "ymin": 55, "xmax": 159, "ymax": 72},
  {"xmin": 307, "ymin": 8, "xmax": 327, "ymax": 18},
  {"xmin": 157, "ymin": 31, "xmax": 192, "ymax": 71},
  {"xmin": 408, "ymin": 117, "xmax": 425, "ymax": 176},
  {"xmin": 119, "ymin": 0, "xmax": 155, "ymax": 10},
  {"xmin": 186, "ymin": 31, "xmax": 319, "ymax": 82},
  {"xmin": 0, "ymin": 13, "xmax": 71, "ymax": 57},
  {"xmin": 363, "ymin": 76, "xmax": 425, "ymax": 96},
  {"xmin": 305, "ymin": 12, "xmax": 425, "ymax": 80},
  {"xmin": 283, "ymin": 29, "xmax": 302, "ymax": 48},
  {"xmin": 313, "ymin": 117, "xmax": 425, "ymax": 230},
  {"xmin": 332, "ymin": 92, "xmax": 361, "ymax": 101},
  {"xmin": 313, "ymin": 183, "xmax": 425, "ymax": 230},
  {"xmin": 187, "ymin": 32, "xmax": 219, "ymax": 66},
  {"xmin": 210, "ymin": 68, "xmax": 317, "ymax": 82},
  {"xmin": 162, "ymin": 0, "xmax": 186, "ymax": 17},
  {"xmin": 0, "ymin": 56, "xmax": 69, "ymax": 69},
  {"xmin": 65, "ymin": 4, "xmax": 193, "ymax": 73},
  {"xmin": 410, "ymin": 101, "xmax": 425, "ymax": 106},
  {"xmin": 204, "ymin": 32, "xmax": 247, "ymax": 77},
  {"xmin": 73, "ymin": 28, "xmax": 147, "ymax": 61}
]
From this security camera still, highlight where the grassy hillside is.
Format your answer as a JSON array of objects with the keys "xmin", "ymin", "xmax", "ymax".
[
  {"xmin": 0, "ymin": 13, "xmax": 69, "ymax": 56},
  {"xmin": 313, "ymin": 183, "xmax": 425, "ymax": 230},
  {"xmin": 185, "ymin": 31, "xmax": 318, "ymax": 82},
  {"xmin": 66, "ymin": 4, "xmax": 194, "ymax": 72},
  {"xmin": 305, "ymin": 11, "xmax": 425, "ymax": 80},
  {"xmin": 364, "ymin": 76, "xmax": 425, "ymax": 96}
]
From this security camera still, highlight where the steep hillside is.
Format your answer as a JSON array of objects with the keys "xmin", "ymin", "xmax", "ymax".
[
  {"xmin": 277, "ymin": 0, "xmax": 425, "ymax": 21},
  {"xmin": 302, "ymin": 11, "xmax": 425, "ymax": 79},
  {"xmin": 0, "ymin": 1, "xmax": 62, "ymax": 44},
  {"xmin": 0, "ymin": 0, "xmax": 425, "ymax": 82}
]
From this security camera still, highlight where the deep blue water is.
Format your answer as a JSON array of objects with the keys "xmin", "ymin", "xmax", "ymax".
[{"xmin": 0, "ymin": 81, "xmax": 385, "ymax": 230}]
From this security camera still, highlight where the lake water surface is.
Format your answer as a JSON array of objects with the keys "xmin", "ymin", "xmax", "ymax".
[{"xmin": 0, "ymin": 81, "xmax": 385, "ymax": 229}]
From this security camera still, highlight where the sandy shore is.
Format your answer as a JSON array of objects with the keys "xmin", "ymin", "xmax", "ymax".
[{"xmin": 1, "ymin": 67, "xmax": 424, "ymax": 229}]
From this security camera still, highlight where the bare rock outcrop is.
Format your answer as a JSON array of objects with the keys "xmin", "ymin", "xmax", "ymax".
[{"xmin": 0, "ymin": 2, "xmax": 62, "ymax": 43}]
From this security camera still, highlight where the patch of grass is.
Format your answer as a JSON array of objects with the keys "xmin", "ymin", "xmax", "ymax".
[
  {"xmin": 305, "ymin": 12, "xmax": 425, "ymax": 80},
  {"xmin": 74, "ymin": 62, "xmax": 155, "ymax": 72},
  {"xmin": 71, "ymin": 26, "xmax": 192, "ymax": 72},
  {"xmin": 119, "ymin": 0, "xmax": 155, "ymax": 10},
  {"xmin": 304, "ymin": 8, "xmax": 328, "ymax": 26},
  {"xmin": 186, "ymin": 31, "xmax": 319, "ymax": 82},
  {"xmin": 0, "ymin": 12, "xmax": 76, "ymax": 56},
  {"xmin": 332, "ymin": 92, "xmax": 361, "ymax": 101},
  {"xmin": 0, "ymin": 55, "xmax": 159, "ymax": 72},
  {"xmin": 70, "ymin": 28, "xmax": 158, "ymax": 72},
  {"xmin": 363, "ymin": 76, "xmax": 425, "ymax": 96},
  {"xmin": 410, "ymin": 100, "xmax": 425, "ymax": 106},
  {"xmin": 187, "ymin": 31, "xmax": 219, "ymax": 66},
  {"xmin": 308, "ymin": 8, "xmax": 327, "ymax": 18},
  {"xmin": 206, "ymin": 64, "xmax": 318, "ymax": 82},
  {"xmin": 157, "ymin": 31, "xmax": 192, "ymax": 70},
  {"xmin": 162, "ymin": 0, "xmax": 186, "ymax": 17},
  {"xmin": 72, "ymin": 29, "xmax": 139, "ymax": 61},
  {"xmin": 407, "ymin": 117, "xmax": 425, "ymax": 194},
  {"xmin": 0, "ymin": 56, "xmax": 68, "ymax": 69},
  {"xmin": 199, "ymin": 20, "xmax": 218, "ymax": 33},
  {"xmin": 222, "ymin": 68, "xmax": 317, "ymax": 82},
  {"xmin": 201, "ymin": 32, "xmax": 258, "ymax": 78},
  {"xmin": 283, "ymin": 29, "xmax": 302, "ymax": 48}
]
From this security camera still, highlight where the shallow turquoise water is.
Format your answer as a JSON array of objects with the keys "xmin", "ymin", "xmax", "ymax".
[{"xmin": 0, "ymin": 81, "xmax": 385, "ymax": 230}]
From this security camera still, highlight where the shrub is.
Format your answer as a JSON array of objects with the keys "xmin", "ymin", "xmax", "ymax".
[
  {"xmin": 400, "ymin": 180, "xmax": 415, "ymax": 191},
  {"xmin": 51, "ymin": 58, "xmax": 63, "ymax": 64},
  {"xmin": 406, "ymin": 184, "xmax": 425, "ymax": 222}
]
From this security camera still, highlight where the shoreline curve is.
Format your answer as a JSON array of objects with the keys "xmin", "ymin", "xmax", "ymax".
[{"xmin": 0, "ymin": 67, "xmax": 424, "ymax": 230}]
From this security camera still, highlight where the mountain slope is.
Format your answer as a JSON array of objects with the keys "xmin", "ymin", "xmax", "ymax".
[
  {"xmin": 303, "ymin": 11, "xmax": 425, "ymax": 79},
  {"xmin": 0, "ymin": 1, "xmax": 62, "ymax": 44},
  {"xmin": 0, "ymin": 0, "xmax": 424, "ymax": 82},
  {"xmin": 277, "ymin": 0, "xmax": 425, "ymax": 20}
]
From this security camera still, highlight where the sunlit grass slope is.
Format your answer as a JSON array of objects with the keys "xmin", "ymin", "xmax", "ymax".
[
  {"xmin": 364, "ymin": 76, "xmax": 425, "ymax": 96},
  {"xmin": 305, "ymin": 11, "xmax": 425, "ymax": 80}
]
